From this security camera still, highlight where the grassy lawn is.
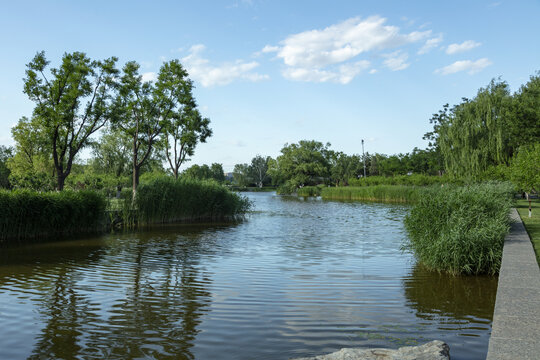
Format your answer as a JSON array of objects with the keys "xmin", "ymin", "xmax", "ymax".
[{"xmin": 516, "ymin": 199, "xmax": 540, "ymax": 265}]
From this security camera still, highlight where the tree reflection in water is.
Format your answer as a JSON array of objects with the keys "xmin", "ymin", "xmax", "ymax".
[
  {"xmin": 17, "ymin": 227, "xmax": 221, "ymax": 360},
  {"xmin": 403, "ymin": 263, "xmax": 497, "ymax": 321}
]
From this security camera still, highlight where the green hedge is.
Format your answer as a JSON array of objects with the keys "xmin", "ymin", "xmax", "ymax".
[
  {"xmin": 134, "ymin": 177, "xmax": 251, "ymax": 224},
  {"xmin": 321, "ymin": 185, "xmax": 421, "ymax": 203},
  {"xmin": 403, "ymin": 182, "xmax": 514, "ymax": 275},
  {"xmin": 0, "ymin": 189, "xmax": 106, "ymax": 242}
]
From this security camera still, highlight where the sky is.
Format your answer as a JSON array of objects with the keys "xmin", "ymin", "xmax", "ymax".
[{"xmin": 0, "ymin": 0, "xmax": 539, "ymax": 171}]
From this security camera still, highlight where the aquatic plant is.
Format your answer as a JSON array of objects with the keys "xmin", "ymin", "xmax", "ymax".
[
  {"xmin": 134, "ymin": 176, "xmax": 251, "ymax": 224},
  {"xmin": 0, "ymin": 189, "xmax": 106, "ymax": 242},
  {"xmin": 321, "ymin": 185, "xmax": 420, "ymax": 203},
  {"xmin": 403, "ymin": 182, "xmax": 514, "ymax": 275}
]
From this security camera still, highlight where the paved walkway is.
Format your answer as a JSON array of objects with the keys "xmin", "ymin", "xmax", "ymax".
[{"xmin": 486, "ymin": 208, "xmax": 540, "ymax": 360}]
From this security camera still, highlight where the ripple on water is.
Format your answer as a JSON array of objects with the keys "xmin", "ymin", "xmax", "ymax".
[{"xmin": 0, "ymin": 192, "xmax": 495, "ymax": 360}]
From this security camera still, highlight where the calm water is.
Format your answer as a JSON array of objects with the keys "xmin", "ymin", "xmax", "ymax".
[{"xmin": 0, "ymin": 192, "xmax": 497, "ymax": 360}]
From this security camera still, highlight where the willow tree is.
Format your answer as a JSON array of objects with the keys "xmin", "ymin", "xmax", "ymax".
[
  {"xmin": 113, "ymin": 60, "xmax": 196, "ymax": 198},
  {"xmin": 433, "ymin": 79, "xmax": 512, "ymax": 178},
  {"xmin": 22, "ymin": 51, "xmax": 118, "ymax": 190}
]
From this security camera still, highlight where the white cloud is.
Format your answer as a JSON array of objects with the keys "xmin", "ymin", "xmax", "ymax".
[
  {"xmin": 181, "ymin": 44, "xmax": 269, "ymax": 87},
  {"xmin": 369, "ymin": 69, "xmax": 378, "ymax": 74},
  {"xmin": 259, "ymin": 16, "xmax": 430, "ymax": 83},
  {"xmin": 261, "ymin": 45, "xmax": 279, "ymax": 53},
  {"xmin": 282, "ymin": 60, "xmax": 370, "ymax": 84},
  {"xmin": 383, "ymin": 51, "xmax": 409, "ymax": 71},
  {"xmin": 435, "ymin": 58, "xmax": 492, "ymax": 75},
  {"xmin": 418, "ymin": 35, "xmax": 443, "ymax": 54},
  {"xmin": 141, "ymin": 72, "xmax": 157, "ymax": 83},
  {"xmin": 274, "ymin": 16, "xmax": 430, "ymax": 69},
  {"xmin": 446, "ymin": 40, "xmax": 481, "ymax": 54}
]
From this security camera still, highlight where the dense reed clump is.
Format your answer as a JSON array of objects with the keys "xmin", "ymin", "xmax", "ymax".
[
  {"xmin": 403, "ymin": 182, "xmax": 515, "ymax": 275},
  {"xmin": 348, "ymin": 174, "xmax": 462, "ymax": 187},
  {"xmin": 0, "ymin": 189, "xmax": 106, "ymax": 242},
  {"xmin": 134, "ymin": 176, "xmax": 251, "ymax": 224},
  {"xmin": 297, "ymin": 185, "xmax": 323, "ymax": 197},
  {"xmin": 321, "ymin": 185, "xmax": 421, "ymax": 203}
]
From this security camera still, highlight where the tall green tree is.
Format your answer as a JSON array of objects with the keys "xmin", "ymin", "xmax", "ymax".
[
  {"xmin": 233, "ymin": 163, "xmax": 251, "ymax": 187},
  {"xmin": 249, "ymin": 155, "xmax": 270, "ymax": 188},
  {"xmin": 22, "ymin": 51, "xmax": 118, "ymax": 190},
  {"xmin": 0, "ymin": 145, "xmax": 13, "ymax": 189},
  {"xmin": 331, "ymin": 152, "xmax": 362, "ymax": 185},
  {"xmin": 431, "ymin": 79, "xmax": 513, "ymax": 178},
  {"xmin": 164, "ymin": 104, "xmax": 212, "ymax": 178},
  {"xmin": 113, "ymin": 60, "xmax": 193, "ymax": 198},
  {"xmin": 509, "ymin": 143, "xmax": 540, "ymax": 215},
  {"xmin": 509, "ymin": 73, "xmax": 540, "ymax": 149},
  {"xmin": 273, "ymin": 140, "xmax": 333, "ymax": 189}
]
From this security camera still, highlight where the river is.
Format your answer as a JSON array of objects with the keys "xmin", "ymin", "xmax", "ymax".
[{"xmin": 0, "ymin": 192, "xmax": 496, "ymax": 359}]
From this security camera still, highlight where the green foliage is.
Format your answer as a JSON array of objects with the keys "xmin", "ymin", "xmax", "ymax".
[
  {"xmin": 23, "ymin": 51, "xmax": 119, "ymax": 190},
  {"xmin": 321, "ymin": 185, "xmax": 420, "ymax": 203},
  {"xmin": 403, "ymin": 182, "xmax": 515, "ymax": 275},
  {"xmin": 0, "ymin": 146, "xmax": 13, "ymax": 189},
  {"xmin": 182, "ymin": 163, "xmax": 225, "ymax": 182},
  {"xmin": 271, "ymin": 140, "xmax": 333, "ymax": 191},
  {"xmin": 509, "ymin": 143, "xmax": 540, "ymax": 192},
  {"xmin": 331, "ymin": 153, "xmax": 362, "ymax": 185},
  {"xmin": 134, "ymin": 176, "xmax": 251, "ymax": 224},
  {"xmin": 233, "ymin": 163, "xmax": 251, "ymax": 187},
  {"xmin": 508, "ymin": 73, "xmax": 540, "ymax": 149},
  {"xmin": 297, "ymin": 185, "xmax": 323, "ymax": 197},
  {"xmin": 0, "ymin": 189, "xmax": 106, "ymax": 242},
  {"xmin": 348, "ymin": 174, "xmax": 461, "ymax": 187}
]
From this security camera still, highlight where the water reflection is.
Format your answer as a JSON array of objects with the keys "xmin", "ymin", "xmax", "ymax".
[
  {"xmin": 403, "ymin": 264, "xmax": 497, "ymax": 321},
  {"xmin": 0, "ymin": 193, "xmax": 497, "ymax": 360}
]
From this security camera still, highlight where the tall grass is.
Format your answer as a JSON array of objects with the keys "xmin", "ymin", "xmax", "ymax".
[
  {"xmin": 297, "ymin": 185, "xmax": 323, "ymax": 197},
  {"xmin": 134, "ymin": 177, "xmax": 251, "ymax": 225},
  {"xmin": 321, "ymin": 185, "xmax": 420, "ymax": 203},
  {"xmin": 348, "ymin": 174, "xmax": 462, "ymax": 187},
  {"xmin": 0, "ymin": 189, "xmax": 106, "ymax": 242},
  {"xmin": 403, "ymin": 182, "xmax": 515, "ymax": 275}
]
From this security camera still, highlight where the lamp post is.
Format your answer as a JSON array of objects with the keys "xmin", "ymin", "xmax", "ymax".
[{"xmin": 362, "ymin": 139, "xmax": 366, "ymax": 178}]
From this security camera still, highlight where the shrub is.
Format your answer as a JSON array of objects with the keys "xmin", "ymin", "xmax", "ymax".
[
  {"xmin": 0, "ymin": 189, "xmax": 106, "ymax": 242},
  {"xmin": 403, "ymin": 182, "xmax": 514, "ymax": 275}
]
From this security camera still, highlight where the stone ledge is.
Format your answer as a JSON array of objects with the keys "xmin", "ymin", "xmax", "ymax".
[
  {"xmin": 486, "ymin": 208, "xmax": 540, "ymax": 359},
  {"xmin": 291, "ymin": 340, "xmax": 450, "ymax": 360}
]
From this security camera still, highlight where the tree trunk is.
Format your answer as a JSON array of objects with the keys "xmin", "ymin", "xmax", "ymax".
[
  {"xmin": 57, "ymin": 173, "xmax": 66, "ymax": 191},
  {"xmin": 132, "ymin": 166, "xmax": 140, "ymax": 201}
]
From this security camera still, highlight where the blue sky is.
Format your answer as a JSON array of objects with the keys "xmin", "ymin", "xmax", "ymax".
[{"xmin": 0, "ymin": 0, "xmax": 539, "ymax": 171}]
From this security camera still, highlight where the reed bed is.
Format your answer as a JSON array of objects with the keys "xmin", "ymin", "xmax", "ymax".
[
  {"xmin": 321, "ymin": 185, "xmax": 420, "ymax": 203},
  {"xmin": 403, "ymin": 182, "xmax": 515, "ymax": 275},
  {"xmin": 348, "ymin": 174, "xmax": 461, "ymax": 187},
  {"xmin": 0, "ymin": 189, "xmax": 106, "ymax": 242},
  {"xmin": 297, "ymin": 185, "xmax": 323, "ymax": 197},
  {"xmin": 134, "ymin": 177, "xmax": 251, "ymax": 225}
]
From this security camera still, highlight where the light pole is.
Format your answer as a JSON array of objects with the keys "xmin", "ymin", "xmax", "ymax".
[{"xmin": 362, "ymin": 139, "xmax": 366, "ymax": 178}]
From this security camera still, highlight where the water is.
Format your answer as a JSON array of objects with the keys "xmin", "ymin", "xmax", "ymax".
[{"xmin": 0, "ymin": 192, "xmax": 497, "ymax": 359}]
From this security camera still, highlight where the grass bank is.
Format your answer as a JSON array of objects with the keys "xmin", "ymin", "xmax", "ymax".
[
  {"xmin": 321, "ymin": 185, "xmax": 420, "ymax": 203},
  {"xmin": 516, "ymin": 199, "xmax": 540, "ymax": 265},
  {"xmin": 403, "ymin": 182, "xmax": 515, "ymax": 275},
  {"xmin": 0, "ymin": 189, "xmax": 106, "ymax": 243},
  {"xmin": 133, "ymin": 177, "xmax": 251, "ymax": 225},
  {"xmin": 348, "ymin": 174, "xmax": 461, "ymax": 187}
]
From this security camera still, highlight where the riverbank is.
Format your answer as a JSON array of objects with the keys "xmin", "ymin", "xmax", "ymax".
[
  {"xmin": 0, "ymin": 178, "xmax": 250, "ymax": 243},
  {"xmin": 515, "ymin": 199, "xmax": 540, "ymax": 265},
  {"xmin": 486, "ymin": 208, "xmax": 540, "ymax": 359}
]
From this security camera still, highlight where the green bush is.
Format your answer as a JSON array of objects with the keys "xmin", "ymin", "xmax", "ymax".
[
  {"xmin": 0, "ymin": 189, "xmax": 106, "ymax": 242},
  {"xmin": 134, "ymin": 176, "xmax": 251, "ymax": 224},
  {"xmin": 403, "ymin": 182, "xmax": 514, "ymax": 275},
  {"xmin": 321, "ymin": 185, "xmax": 420, "ymax": 203}
]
